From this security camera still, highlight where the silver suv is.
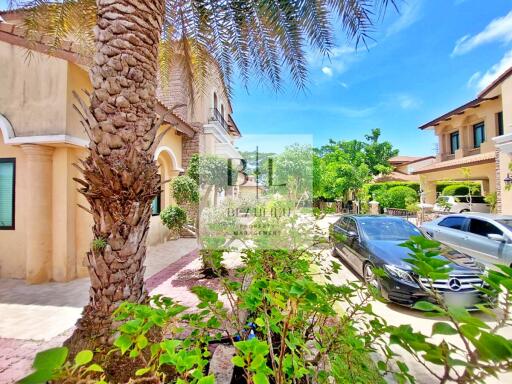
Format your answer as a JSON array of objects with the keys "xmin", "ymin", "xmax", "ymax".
[
  {"xmin": 421, "ymin": 213, "xmax": 512, "ymax": 267},
  {"xmin": 433, "ymin": 195, "xmax": 490, "ymax": 213}
]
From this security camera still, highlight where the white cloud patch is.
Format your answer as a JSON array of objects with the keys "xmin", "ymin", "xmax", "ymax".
[
  {"xmin": 396, "ymin": 94, "xmax": 421, "ymax": 110},
  {"xmin": 308, "ymin": 44, "xmax": 360, "ymax": 77},
  {"xmin": 452, "ymin": 11, "xmax": 512, "ymax": 56},
  {"xmin": 386, "ymin": 0, "xmax": 423, "ymax": 36},
  {"xmin": 467, "ymin": 49, "xmax": 512, "ymax": 91},
  {"xmin": 321, "ymin": 66, "xmax": 333, "ymax": 77}
]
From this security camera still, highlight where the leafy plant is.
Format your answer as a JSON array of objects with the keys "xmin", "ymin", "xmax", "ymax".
[
  {"xmin": 484, "ymin": 192, "xmax": 497, "ymax": 213},
  {"xmin": 91, "ymin": 237, "xmax": 107, "ymax": 253},
  {"xmin": 20, "ymin": 347, "xmax": 104, "ymax": 384},
  {"xmin": 386, "ymin": 236, "xmax": 512, "ymax": 384},
  {"xmin": 172, "ymin": 175, "xmax": 199, "ymax": 205},
  {"xmin": 378, "ymin": 186, "xmax": 418, "ymax": 209},
  {"xmin": 160, "ymin": 205, "xmax": 187, "ymax": 234},
  {"xmin": 441, "ymin": 183, "xmax": 481, "ymax": 196}
]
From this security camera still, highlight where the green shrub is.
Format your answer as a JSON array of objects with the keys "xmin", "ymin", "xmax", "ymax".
[
  {"xmin": 437, "ymin": 181, "xmax": 481, "ymax": 194},
  {"xmin": 171, "ymin": 175, "xmax": 199, "ymax": 205},
  {"xmin": 379, "ymin": 186, "xmax": 418, "ymax": 209},
  {"xmin": 364, "ymin": 181, "xmax": 420, "ymax": 198},
  {"xmin": 441, "ymin": 183, "xmax": 481, "ymax": 196},
  {"xmin": 485, "ymin": 192, "xmax": 497, "ymax": 213},
  {"xmin": 160, "ymin": 206, "xmax": 187, "ymax": 232}
]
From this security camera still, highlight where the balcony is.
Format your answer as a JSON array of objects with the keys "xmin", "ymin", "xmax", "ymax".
[{"xmin": 209, "ymin": 108, "xmax": 229, "ymax": 131}]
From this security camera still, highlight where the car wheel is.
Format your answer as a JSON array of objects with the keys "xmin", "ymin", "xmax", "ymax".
[
  {"xmin": 363, "ymin": 263, "xmax": 380, "ymax": 290},
  {"xmin": 460, "ymin": 209, "xmax": 470, "ymax": 213}
]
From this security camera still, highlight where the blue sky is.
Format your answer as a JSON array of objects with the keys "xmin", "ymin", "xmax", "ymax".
[
  {"xmin": 231, "ymin": 0, "xmax": 512, "ymax": 156},
  {"xmin": 2, "ymin": 1, "xmax": 511, "ymax": 156}
]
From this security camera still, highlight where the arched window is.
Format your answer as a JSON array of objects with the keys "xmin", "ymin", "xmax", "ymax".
[{"xmin": 213, "ymin": 92, "xmax": 218, "ymax": 111}]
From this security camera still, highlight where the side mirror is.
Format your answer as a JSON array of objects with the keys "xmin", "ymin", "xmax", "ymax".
[
  {"xmin": 347, "ymin": 231, "xmax": 358, "ymax": 239},
  {"xmin": 487, "ymin": 233, "xmax": 506, "ymax": 243}
]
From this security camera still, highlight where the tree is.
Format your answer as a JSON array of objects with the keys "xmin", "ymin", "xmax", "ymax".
[
  {"xmin": 19, "ymin": 0, "xmax": 398, "ymax": 351},
  {"xmin": 363, "ymin": 128, "xmax": 399, "ymax": 175}
]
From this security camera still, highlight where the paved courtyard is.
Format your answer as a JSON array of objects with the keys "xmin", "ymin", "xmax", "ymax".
[{"xmin": 0, "ymin": 238, "xmax": 198, "ymax": 383}]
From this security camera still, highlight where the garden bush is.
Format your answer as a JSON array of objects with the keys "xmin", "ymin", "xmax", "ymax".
[
  {"xmin": 436, "ymin": 181, "xmax": 481, "ymax": 194},
  {"xmin": 171, "ymin": 175, "xmax": 199, "ymax": 205},
  {"xmin": 364, "ymin": 181, "xmax": 420, "ymax": 199},
  {"xmin": 160, "ymin": 205, "xmax": 187, "ymax": 236},
  {"xmin": 378, "ymin": 186, "xmax": 418, "ymax": 209},
  {"xmin": 441, "ymin": 183, "xmax": 481, "ymax": 196}
]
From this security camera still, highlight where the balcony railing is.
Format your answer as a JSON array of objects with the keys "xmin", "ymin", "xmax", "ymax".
[{"xmin": 209, "ymin": 108, "xmax": 228, "ymax": 131}]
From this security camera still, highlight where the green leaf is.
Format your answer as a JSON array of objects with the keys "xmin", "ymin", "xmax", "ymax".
[
  {"xmin": 432, "ymin": 322, "xmax": 457, "ymax": 336},
  {"xmin": 18, "ymin": 369, "xmax": 54, "ymax": 384},
  {"xmin": 413, "ymin": 301, "xmax": 440, "ymax": 312},
  {"xmin": 136, "ymin": 334, "xmax": 148, "ymax": 349},
  {"xmin": 253, "ymin": 372, "xmax": 269, "ymax": 384},
  {"xmin": 231, "ymin": 356, "xmax": 245, "ymax": 367},
  {"xmin": 74, "ymin": 350, "xmax": 93, "ymax": 367},
  {"xmin": 33, "ymin": 347, "xmax": 68, "ymax": 371},
  {"xmin": 129, "ymin": 349, "xmax": 140, "ymax": 358},
  {"xmin": 85, "ymin": 363, "xmax": 103, "ymax": 372},
  {"xmin": 197, "ymin": 375, "xmax": 215, "ymax": 384},
  {"xmin": 254, "ymin": 317, "xmax": 265, "ymax": 327},
  {"xmin": 114, "ymin": 334, "xmax": 133, "ymax": 355},
  {"xmin": 135, "ymin": 367, "xmax": 151, "ymax": 376}
]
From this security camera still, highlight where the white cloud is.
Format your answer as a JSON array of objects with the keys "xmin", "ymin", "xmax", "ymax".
[
  {"xmin": 386, "ymin": 0, "xmax": 423, "ymax": 36},
  {"xmin": 339, "ymin": 81, "xmax": 349, "ymax": 89},
  {"xmin": 467, "ymin": 49, "xmax": 512, "ymax": 91},
  {"xmin": 321, "ymin": 66, "xmax": 333, "ymax": 77},
  {"xmin": 396, "ymin": 94, "xmax": 421, "ymax": 110},
  {"xmin": 452, "ymin": 11, "xmax": 512, "ymax": 56}
]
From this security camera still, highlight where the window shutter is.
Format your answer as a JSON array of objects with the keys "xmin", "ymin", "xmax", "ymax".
[{"xmin": 0, "ymin": 159, "xmax": 15, "ymax": 229}]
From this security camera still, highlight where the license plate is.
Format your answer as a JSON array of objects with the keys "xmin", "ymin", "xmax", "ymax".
[{"xmin": 443, "ymin": 292, "xmax": 479, "ymax": 308}]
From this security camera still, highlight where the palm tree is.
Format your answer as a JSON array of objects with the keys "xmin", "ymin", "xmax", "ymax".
[{"xmin": 15, "ymin": 0, "xmax": 398, "ymax": 351}]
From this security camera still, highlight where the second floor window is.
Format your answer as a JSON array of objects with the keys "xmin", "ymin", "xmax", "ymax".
[
  {"xmin": 473, "ymin": 122, "xmax": 485, "ymax": 148},
  {"xmin": 450, "ymin": 131, "xmax": 459, "ymax": 154},
  {"xmin": 497, "ymin": 112, "xmax": 504, "ymax": 136}
]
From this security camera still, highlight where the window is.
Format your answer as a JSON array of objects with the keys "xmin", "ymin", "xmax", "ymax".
[
  {"xmin": 0, "ymin": 158, "xmax": 15, "ymax": 230},
  {"xmin": 213, "ymin": 92, "xmax": 218, "ymax": 110},
  {"xmin": 467, "ymin": 219, "xmax": 502, "ymax": 237},
  {"xmin": 439, "ymin": 216, "xmax": 465, "ymax": 230},
  {"xmin": 151, "ymin": 193, "xmax": 161, "ymax": 216},
  {"xmin": 497, "ymin": 112, "xmax": 504, "ymax": 136},
  {"xmin": 345, "ymin": 218, "xmax": 358, "ymax": 234},
  {"xmin": 450, "ymin": 131, "xmax": 460, "ymax": 154},
  {"xmin": 473, "ymin": 122, "xmax": 485, "ymax": 148}
]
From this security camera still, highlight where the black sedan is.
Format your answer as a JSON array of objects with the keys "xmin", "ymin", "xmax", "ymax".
[{"xmin": 329, "ymin": 215, "xmax": 487, "ymax": 308}]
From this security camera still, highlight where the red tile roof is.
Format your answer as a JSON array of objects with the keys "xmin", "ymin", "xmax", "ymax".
[{"xmin": 412, "ymin": 152, "xmax": 495, "ymax": 174}]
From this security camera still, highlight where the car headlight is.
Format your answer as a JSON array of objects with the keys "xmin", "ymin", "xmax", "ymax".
[{"xmin": 383, "ymin": 264, "xmax": 416, "ymax": 284}]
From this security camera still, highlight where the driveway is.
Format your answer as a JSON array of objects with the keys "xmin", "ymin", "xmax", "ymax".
[{"xmin": 319, "ymin": 214, "xmax": 512, "ymax": 384}]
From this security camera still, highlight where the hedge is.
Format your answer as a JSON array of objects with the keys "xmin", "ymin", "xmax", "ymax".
[
  {"xmin": 364, "ymin": 182, "xmax": 420, "ymax": 198},
  {"xmin": 441, "ymin": 183, "xmax": 481, "ymax": 196},
  {"xmin": 377, "ymin": 186, "xmax": 418, "ymax": 209},
  {"xmin": 436, "ymin": 181, "xmax": 481, "ymax": 194}
]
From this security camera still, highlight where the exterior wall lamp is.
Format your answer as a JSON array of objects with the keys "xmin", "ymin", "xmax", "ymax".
[{"xmin": 505, "ymin": 173, "xmax": 512, "ymax": 187}]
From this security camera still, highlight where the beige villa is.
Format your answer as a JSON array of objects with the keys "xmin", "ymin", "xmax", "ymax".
[
  {"xmin": 414, "ymin": 67, "xmax": 512, "ymax": 214},
  {"xmin": 0, "ymin": 10, "xmax": 241, "ymax": 283},
  {"xmin": 373, "ymin": 155, "xmax": 435, "ymax": 183}
]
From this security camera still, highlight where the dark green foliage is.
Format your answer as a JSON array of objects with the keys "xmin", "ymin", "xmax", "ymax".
[
  {"xmin": 435, "ymin": 181, "xmax": 481, "ymax": 194},
  {"xmin": 441, "ymin": 183, "xmax": 482, "ymax": 196}
]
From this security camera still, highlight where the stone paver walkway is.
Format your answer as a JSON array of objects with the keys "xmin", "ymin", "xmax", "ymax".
[{"xmin": 0, "ymin": 238, "xmax": 198, "ymax": 384}]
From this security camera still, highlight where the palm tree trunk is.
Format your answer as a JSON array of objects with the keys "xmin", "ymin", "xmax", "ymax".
[{"xmin": 66, "ymin": 0, "xmax": 165, "ymax": 352}]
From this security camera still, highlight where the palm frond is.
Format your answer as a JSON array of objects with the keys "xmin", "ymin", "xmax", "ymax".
[{"xmin": 12, "ymin": 0, "xmax": 400, "ymax": 92}]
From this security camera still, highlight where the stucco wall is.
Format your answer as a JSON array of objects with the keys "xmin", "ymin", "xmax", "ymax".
[
  {"xmin": 66, "ymin": 63, "xmax": 93, "ymax": 139},
  {"xmin": 420, "ymin": 162, "xmax": 497, "ymax": 204},
  {"xmin": 435, "ymin": 99, "xmax": 502, "ymax": 157},
  {"xmin": 0, "ymin": 41, "xmax": 68, "ymax": 136}
]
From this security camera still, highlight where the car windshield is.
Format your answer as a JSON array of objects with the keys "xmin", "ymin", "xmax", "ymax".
[
  {"xmin": 358, "ymin": 218, "xmax": 422, "ymax": 241},
  {"xmin": 496, "ymin": 219, "xmax": 512, "ymax": 231}
]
